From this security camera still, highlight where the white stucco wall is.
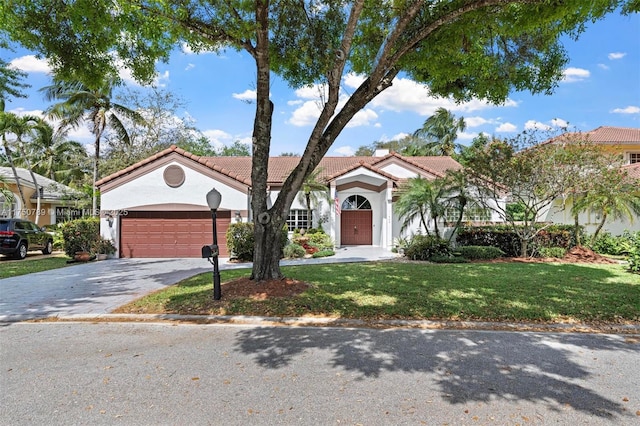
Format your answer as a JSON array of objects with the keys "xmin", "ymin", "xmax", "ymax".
[{"xmin": 544, "ymin": 198, "xmax": 640, "ymax": 236}]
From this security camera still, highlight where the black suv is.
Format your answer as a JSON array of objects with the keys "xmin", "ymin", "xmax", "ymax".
[{"xmin": 0, "ymin": 218, "xmax": 54, "ymax": 260}]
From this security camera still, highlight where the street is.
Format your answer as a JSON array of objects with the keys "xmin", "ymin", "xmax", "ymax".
[{"xmin": 1, "ymin": 322, "xmax": 638, "ymax": 425}]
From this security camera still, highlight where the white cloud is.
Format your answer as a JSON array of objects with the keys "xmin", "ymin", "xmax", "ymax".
[
  {"xmin": 370, "ymin": 77, "xmax": 517, "ymax": 115},
  {"xmin": 465, "ymin": 116, "xmax": 492, "ymax": 127},
  {"xmin": 346, "ymin": 108, "xmax": 378, "ymax": 128},
  {"xmin": 457, "ymin": 131, "xmax": 477, "ymax": 141},
  {"xmin": 232, "ymin": 89, "xmax": 257, "ymax": 101},
  {"xmin": 524, "ymin": 120, "xmax": 553, "ymax": 131},
  {"xmin": 561, "ymin": 67, "xmax": 590, "ymax": 83},
  {"xmin": 203, "ymin": 129, "xmax": 233, "ymax": 150},
  {"xmin": 608, "ymin": 52, "xmax": 626, "ymax": 60},
  {"xmin": 185, "ymin": 63, "xmax": 195, "ymax": 71},
  {"xmin": 598, "ymin": 63, "xmax": 610, "ymax": 70},
  {"xmin": 611, "ymin": 105, "xmax": 640, "ymax": 114},
  {"xmin": 288, "ymin": 100, "xmax": 322, "ymax": 127},
  {"xmin": 332, "ymin": 145, "xmax": 355, "ymax": 156},
  {"xmin": 9, "ymin": 55, "xmax": 51, "ymax": 73},
  {"xmin": 496, "ymin": 122, "xmax": 517, "ymax": 132},
  {"xmin": 550, "ymin": 118, "xmax": 568, "ymax": 128}
]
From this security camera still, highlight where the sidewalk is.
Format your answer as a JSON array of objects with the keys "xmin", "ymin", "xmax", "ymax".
[{"xmin": 0, "ymin": 246, "xmax": 395, "ymax": 322}]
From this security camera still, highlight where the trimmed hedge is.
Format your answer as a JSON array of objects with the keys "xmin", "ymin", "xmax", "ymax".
[
  {"xmin": 60, "ymin": 218, "xmax": 100, "ymax": 257},
  {"xmin": 456, "ymin": 224, "xmax": 582, "ymax": 257}
]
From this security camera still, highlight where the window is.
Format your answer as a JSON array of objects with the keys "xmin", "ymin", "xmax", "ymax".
[
  {"xmin": 629, "ymin": 153, "xmax": 640, "ymax": 164},
  {"xmin": 444, "ymin": 204, "xmax": 491, "ymax": 223},
  {"xmin": 287, "ymin": 209, "xmax": 311, "ymax": 230},
  {"xmin": 341, "ymin": 195, "xmax": 371, "ymax": 210}
]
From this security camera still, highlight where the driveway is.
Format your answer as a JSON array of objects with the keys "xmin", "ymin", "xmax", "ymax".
[{"xmin": 0, "ymin": 246, "xmax": 395, "ymax": 322}]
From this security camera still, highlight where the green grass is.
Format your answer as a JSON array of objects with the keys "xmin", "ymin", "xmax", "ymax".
[
  {"xmin": 116, "ymin": 261, "xmax": 640, "ymax": 324},
  {"xmin": 0, "ymin": 254, "xmax": 72, "ymax": 279}
]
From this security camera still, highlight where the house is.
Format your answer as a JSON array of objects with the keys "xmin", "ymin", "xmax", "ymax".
[
  {"xmin": 541, "ymin": 126, "xmax": 640, "ymax": 235},
  {"xmin": 0, "ymin": 167, "xmax": 82, "ymax": 225},
  {"xmin": 96, "ymin": 145, "xmax": 500, "ymax": 258}
]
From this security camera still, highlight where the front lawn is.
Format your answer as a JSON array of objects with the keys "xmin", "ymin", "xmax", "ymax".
[
  {"xmin": 0, "ymin": 254, "xmax": 71, "ymax": 279},
  {"xmin": 115, "ymin": 261, "xmax": 640, "ymax": 324}
]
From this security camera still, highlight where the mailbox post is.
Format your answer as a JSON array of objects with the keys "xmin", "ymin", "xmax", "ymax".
[{"xmin": 205, "ymin": 188, "xmax": 222, "ymax": 300}]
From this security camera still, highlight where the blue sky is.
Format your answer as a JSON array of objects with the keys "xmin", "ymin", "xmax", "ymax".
[{"xmin": 3, "ymin": 9, "xmax": 639, "ymax": 157}]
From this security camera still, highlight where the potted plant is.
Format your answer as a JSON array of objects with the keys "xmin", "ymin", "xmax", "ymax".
[{"xmin": 92, "ymin": 237, "xmax": 116, "ymax": 260}]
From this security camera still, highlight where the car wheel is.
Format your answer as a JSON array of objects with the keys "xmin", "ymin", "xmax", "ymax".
[
  {"xmin": 15, "ymin": 242, "xmax": 28, "ymax": 260},
  {"xmin": 42, "ymin": 240, "xmax": 53, "ymax": 255}
]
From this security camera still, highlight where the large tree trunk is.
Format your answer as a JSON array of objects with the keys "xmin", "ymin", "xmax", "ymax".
[
  {"xmin": 250, "ymin": 0, "xmax": 282, "ymax": 281},
  {"xmin": 2, "ymin": 139, "xmax": 27, "ymax": 210}
]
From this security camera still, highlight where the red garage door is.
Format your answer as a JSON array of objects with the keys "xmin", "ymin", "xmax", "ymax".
[{"xmin": 119, "ymin": 211, "xmax": 231, "ymax": 258}]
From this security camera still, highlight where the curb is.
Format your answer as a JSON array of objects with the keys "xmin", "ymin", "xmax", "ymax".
[{"xmin": 21, "ymin": 313, "xmax": 640, "ymax": 334}]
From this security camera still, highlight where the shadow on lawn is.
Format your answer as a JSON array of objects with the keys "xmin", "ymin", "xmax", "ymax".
[{"xmin": 232, "ymin": 326, "xmax": 639, "ymax": 420}]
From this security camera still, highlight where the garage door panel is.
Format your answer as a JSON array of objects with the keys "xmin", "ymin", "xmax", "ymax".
[{"xmin": 120, "ymin": 211, "xmax": 231, "ymax": 258}]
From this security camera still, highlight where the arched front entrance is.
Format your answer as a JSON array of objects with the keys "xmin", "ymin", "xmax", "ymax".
[{"xmin": 340, "ymin": 195, "xmax": 372, "ymax": 245}]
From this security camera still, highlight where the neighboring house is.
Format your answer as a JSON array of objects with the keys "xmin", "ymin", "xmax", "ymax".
[
  {"xmin": 96, "ymin": 145, "xmax": 501, "ymax": 258},
  {"xmin": 0, "ymin": 167, "xmax": 82, "ymax": 225},
  {"xmin": 541, "ymin": 126, "xmax": 640, "ymax": 235}
]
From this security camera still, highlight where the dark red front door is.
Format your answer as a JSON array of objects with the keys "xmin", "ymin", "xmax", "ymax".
[{"xmin": 340, "ymin": 210, "xmax": 372, "ymax": 245}]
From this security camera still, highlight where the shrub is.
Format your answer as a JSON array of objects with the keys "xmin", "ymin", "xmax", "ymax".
[
  {"xmin": 283, "ymin": 243, "xmax": 306, "ymax": 258},
  {"xmin": 307, "ymin": 232, "xmax": 334, "ymax": 250},
  {"xmin": 456, "ymin": 245, "xmax": 504, "ymax": 260},
  {"xmin": 226, "ymin": 222, "xmax": 255, "ymax": 261},
  {"xmin": 538, "ymin": 247, "xmax": 567, "ymax": 258},
  {"xmin": 60, "ymin": 218, "xmax": 100, "ymax": 257},
  {"xmin": 624, "ymin": 232, "xmax": 640, "ymax": 274},
  {"xmin": 591, "ymin": 231, "xmax": 637, "ymax": 256},
  {"xmin": 456, "ymin": 224, "xmax": 583, "ymax": 257},
  {"xmin": 226, "ymin": 222, "xmax": 289, "ymax": 261},
  {"xmin": 92, "ymin": 236, "xmax": 117, "ymax": 255},
  {"xmin": 404, "ymin": 235, "xmax": 451, "ymax": 261},
  {"xmin": 312, "ymin": 249, "xmax": 335, "ymax": 258}
]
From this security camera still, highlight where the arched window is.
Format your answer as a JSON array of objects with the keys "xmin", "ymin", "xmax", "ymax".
[{"xmin": 341, "ymin": 195, "xmax": 371, "ymax": 210}]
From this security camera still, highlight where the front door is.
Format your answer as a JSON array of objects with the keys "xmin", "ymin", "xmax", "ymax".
[{"xmin": 341, "ymin": 210, "xmax": 372, "ymax": 245}]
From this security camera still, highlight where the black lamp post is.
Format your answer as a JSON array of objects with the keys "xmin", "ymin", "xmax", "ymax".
[{"xmin": 206, "ymin": 188, "xmax": 222, "ymax": 300}]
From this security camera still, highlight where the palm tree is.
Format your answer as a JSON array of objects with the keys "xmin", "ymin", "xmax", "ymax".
[
  {"xmin": 42, "ymin": 79, "xmax": 143, "ymax": 214},
  {"xmin": 572, "ymin": 168, "xmax": 640, "ymax": 244},
  {"xmin": 6, "ymin": 113, "xmax": 43, "ymax": 223},
  {"xmin": 412, "ymin": 108, "xmax": 466, "ymax": 156},
  {"xmin": 296, "ymin": 167, "xmax": 330, "ymax": 229},
  {"xmin": 28, "ymin": 119, "xmax": 89, "ymax": 184},
  {"xmin": 395, "ymin": 176, "xmax": 448, "ymax": 238},
  {"xmin": 0, "ymin": 99, "xmax": 28, "ymax": 209},
  {"xmin": 441, "ymin": 170, "xmax": 479, "ymax": 242}
]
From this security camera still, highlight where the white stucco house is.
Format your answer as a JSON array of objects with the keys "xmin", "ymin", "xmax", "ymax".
[
  {"xmin": 539, "ymin": 126, "xmax": 640, "ymax": 236},
  {"xmin": 96, "ymin": 145, "xmax": 502, "ymax": 258}
]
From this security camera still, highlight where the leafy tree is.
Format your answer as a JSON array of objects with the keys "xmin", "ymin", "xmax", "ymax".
[
  {"xmin": 465, "ymin": 130, "xmax": 608, "ymax": 257},
  {"xmin": 0, "ymin": 41, "xmax": 29, "ymax": 100},
  {"xmin": 102, "ymin": 87, "xmax": 209, "ymax": 174},
  {"xmin": 220, "ymin": 140, "xmax": 251, "ymax": 157},
  {"xmin": 4, "ymin": 0, "xmax": 633, "ymax": 279},
  {"xmin": 296, "ymin": 168, "xmax": 330, "ymax": 229},
  {"xmin": 412, "ymin": 108, "xmax": 466, "ymax": 156},
  {"xmin": 42, "ymin": 79, "xmax": 144, "ymax": 214}
]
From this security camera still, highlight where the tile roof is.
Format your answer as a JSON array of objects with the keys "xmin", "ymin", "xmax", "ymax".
[
  {"xmin": 621, "ymin": 163, "xmax": 640, "ymax": 181},
  {"xmin": 551, "ymin": 126, "xmax": 640, "ymax": 145},
  {"xmin": 96, "ymin": 145, "xmax": 463, "ymax": 187}
]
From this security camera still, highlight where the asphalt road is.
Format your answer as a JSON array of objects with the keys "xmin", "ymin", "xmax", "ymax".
[{"xmin": 1, "ymin": 322, "xmax": 639, "ymax": 425}]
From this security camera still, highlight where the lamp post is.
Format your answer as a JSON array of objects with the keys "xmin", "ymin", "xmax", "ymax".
[{"xmin": 206, "ymin": 188, "xmax": 222, "ymax": 300}]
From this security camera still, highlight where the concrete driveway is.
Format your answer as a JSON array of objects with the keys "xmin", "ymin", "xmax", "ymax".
[{"xmin": 0, "ymin": 246, "xmax": 395, "ymax": 322}]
